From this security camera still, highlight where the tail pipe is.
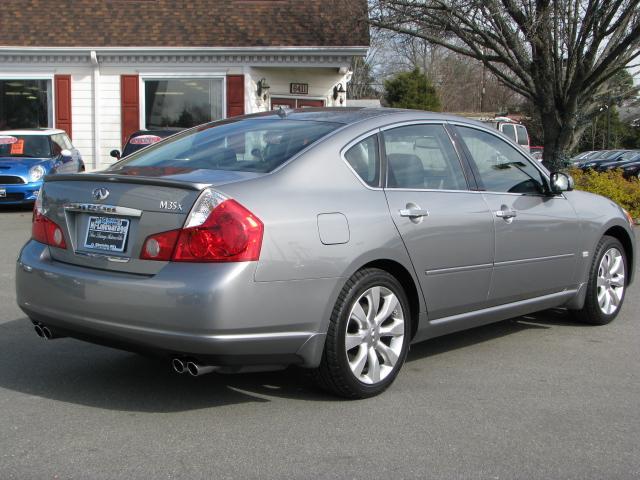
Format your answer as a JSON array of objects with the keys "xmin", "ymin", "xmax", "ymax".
[
  {"xmin": 171, "ymin": 357, "xmax": 218, "ymax": 377},
  {"xmin": 33, "ymin": 323, "xmax": 64, "ymax": 340}
]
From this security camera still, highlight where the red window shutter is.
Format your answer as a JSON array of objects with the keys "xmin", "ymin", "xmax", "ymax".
[
  {"xmin": 120, "ymin": 75, "xmax": 140, "ymax": 148},
  {"xmin": 226, "ymin": 75, "xmax": 245, "ymax": 118},
  {"xmin": 54, "ymin": 75, "xmax": 72, "ymax": 139}
]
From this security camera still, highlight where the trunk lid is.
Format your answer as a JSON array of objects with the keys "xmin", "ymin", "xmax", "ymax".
[{"xmin": 41, "ymin": 169, "xmax": 262, "ymax": 275}]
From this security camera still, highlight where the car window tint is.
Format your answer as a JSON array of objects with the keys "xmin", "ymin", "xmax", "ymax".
[
  {"xmin": 383, "ymin": 124, "xmax": 467, "ymax": 190},
  {"xmin": 515, "ymin": 125, "xmax": 528, "ymax": 146},
  {"xmin": 501, "ymin": 124, "xmax": 516, "ymax": 141},
  {"xmin": 111, "ymin": 119, "xmax": 341, "ymax": 174},
  {"xmin": 457, "ymin": 126, "xmax": 544, "ymax": 194},
  {"xmin": 344, "ymin": 135, "xmax": 380, "ymax": 187}
]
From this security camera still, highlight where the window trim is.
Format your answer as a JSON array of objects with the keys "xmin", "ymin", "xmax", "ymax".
[
  {"xmin": 340, "ymin": 129, "xmax": 384, "ymax": 190},
  {"xmin": 448, "ymin": 122, "xmax": 555, "ymax": 197},
  {"xmin": 380, "ymin": 121, "xmax": 472, "ymax": 192},
  {"xmin": 138, "ymin": 73, "xmax": 227, "ymax": 129}
]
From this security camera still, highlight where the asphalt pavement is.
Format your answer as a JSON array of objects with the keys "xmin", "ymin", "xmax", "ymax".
[{"xmin": 0, "ymin": 205, "xmax": 638, "ymax": 479}]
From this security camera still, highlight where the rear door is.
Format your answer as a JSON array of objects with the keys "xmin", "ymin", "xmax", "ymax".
[
  {"xmin": 382, "ymin": 123, "xmax": 495, "ymax": 320},
  {"xmin": 454, "ymin": 124, "xmax": 579, "ymax": 305}
]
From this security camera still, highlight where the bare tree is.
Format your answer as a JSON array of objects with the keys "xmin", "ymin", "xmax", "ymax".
[{"xmin": 370, "ymin": 0, "xmax": 640, "ymax": 168}]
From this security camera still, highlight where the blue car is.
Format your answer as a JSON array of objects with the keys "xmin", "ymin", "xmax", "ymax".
[{"xmin": 0, "ymin": 129, "xmax": 84, "ymax": 205}]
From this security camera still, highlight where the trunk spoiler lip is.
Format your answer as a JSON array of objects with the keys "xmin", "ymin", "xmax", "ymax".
[{"xmin": 43, "ymin": 173, "xmax": 209, "ymax": 191}]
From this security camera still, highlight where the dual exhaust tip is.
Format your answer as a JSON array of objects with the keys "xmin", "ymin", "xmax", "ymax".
[
  {"xmin": 172, "ymin": 358, "xmax": 218, "ymax": 377},
  {"xmin": 33, "ymin": 323, "xmax": 62, "ymax": 340}
]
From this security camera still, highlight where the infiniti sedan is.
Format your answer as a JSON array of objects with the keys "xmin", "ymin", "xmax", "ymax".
[{"xmin": 16, "ymin": 109, "xmax": 635, "ymax": 398}]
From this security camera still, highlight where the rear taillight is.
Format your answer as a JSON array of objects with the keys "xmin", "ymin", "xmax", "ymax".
[
  {"xmin": 32, "ymin": 194, "xmax": 67, "ymax": 249},
  {"xmin": 141, "ymin": 189, "xmax": 263, "ymax": 263}
]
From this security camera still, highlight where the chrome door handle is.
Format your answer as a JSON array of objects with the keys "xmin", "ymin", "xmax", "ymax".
[
  {"xmin": 399, "ymin": 208, "xmax": 430, "ymax": 218},
  {"xmin": 495, "ymin": 209, "xmax": 517, "ymax": 219}
]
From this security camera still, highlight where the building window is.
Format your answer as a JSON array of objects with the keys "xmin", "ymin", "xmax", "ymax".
[
  {"xmin": 144, "ymin": 78, "xmax": 224, "ymax": 129},
  {"xmin": 0, "ymin": 79, "xmax": 52, "ymax": 130}
]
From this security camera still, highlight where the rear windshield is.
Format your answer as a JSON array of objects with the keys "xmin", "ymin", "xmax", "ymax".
[
  {"xmin": 110, "ymin": 119, "xmax": 341, "ymax": 173},
  {"xmin": 0, "ymin": 135, "xmax": 51, "ymax": 158}
]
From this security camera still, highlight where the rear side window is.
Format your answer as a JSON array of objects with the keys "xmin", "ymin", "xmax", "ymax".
[
  {"xmin": 383, "ymin": 124, "xmax": 467, "ymax": 190},
  {"xmin": 112, "ymin": 119, "xmax": 341, "ymax": 174},
  {"xmin": 457, "ymin": 126, "xmax": 544, "ymax": 194},
  {"xmin": 344, "ymin": 135, "xmax": 380, "ymax": 187}
]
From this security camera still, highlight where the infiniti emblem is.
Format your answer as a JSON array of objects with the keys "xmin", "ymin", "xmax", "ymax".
[{"xmin": 92, "ymin": 187, "xmax": 110, "ymax": 201}]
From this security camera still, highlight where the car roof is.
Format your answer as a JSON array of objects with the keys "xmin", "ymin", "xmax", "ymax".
[
  {"xmin": 234, "ymin": 107, "xmax": 505, "ymax": 129},
  {"xmin": 0, "ymin": 128, "xmax": 65, "ymax": 136}
]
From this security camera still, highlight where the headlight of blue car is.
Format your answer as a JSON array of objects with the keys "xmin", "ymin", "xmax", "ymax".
[{"xmin": 28, "ymin": 165, "xmax": 47, "ymax": 183}]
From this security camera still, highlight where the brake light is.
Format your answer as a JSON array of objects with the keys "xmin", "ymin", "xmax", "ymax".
[
  {"xmin": 140, "ymin": 189, "xmax": 263, "ymax": 263},
  {"xmin": 32, "ymin": 211, "xmax": 67, "ymax": 249}
]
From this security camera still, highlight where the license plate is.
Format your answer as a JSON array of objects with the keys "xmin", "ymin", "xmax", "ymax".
[
  {"xmin": 0, "ymin": 188, "xmax": 5, "ymax": 198},
  {"xmin": 84, "ymin": 216, "xmax": 130, "ymax": 253}
]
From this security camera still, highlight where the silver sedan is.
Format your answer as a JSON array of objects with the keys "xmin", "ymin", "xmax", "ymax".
[{"xmin": 16, "ymin": 108, "xmax": 635, "ymax": 398}]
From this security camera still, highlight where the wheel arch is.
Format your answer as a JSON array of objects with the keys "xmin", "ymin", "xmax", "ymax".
[
  {"xmin": 358, "ymin": 259, "xmax": 422, "ymax": 339},
  {"xmin": 603, "ymin": 225, "xmax": 634, "ymax": 285}
]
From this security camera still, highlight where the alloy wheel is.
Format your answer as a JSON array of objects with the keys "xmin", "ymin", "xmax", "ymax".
[
  {"xmin": 345, "ymin": 286, "xmax": 405, "ymax": 384},
  {"xmin": 597, "ymin": 247, "xmax": 625, "ymax": 315}
]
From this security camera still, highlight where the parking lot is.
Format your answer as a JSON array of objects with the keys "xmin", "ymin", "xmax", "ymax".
[{"xmin": 0, "ymin": 206, "xmax": 638, "ymax": 479}]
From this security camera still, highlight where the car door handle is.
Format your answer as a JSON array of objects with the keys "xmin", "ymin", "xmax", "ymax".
[
  {"xmin": 495, "ymin": 209, "xmax": 517, "ymax": 219},
  {"xmin": 399, "ymin": 208, "xmax": 430, "ymax": 218}
]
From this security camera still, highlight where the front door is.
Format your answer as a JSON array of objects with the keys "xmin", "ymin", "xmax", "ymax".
[
  {"xmin": 454, "ymin": 125, "xmax": 579, "ymax": 305},
  {"xmin": 382, "ymin": 123, "xmax": 495, "ymax": 320}
]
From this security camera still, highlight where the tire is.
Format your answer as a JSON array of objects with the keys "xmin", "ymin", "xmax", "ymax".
[
  {"xmin": 572, "ymin": 235, "xmax": 627, "ymax": 325},
  {"xmin": 313, "ymin": 268, "xmax": 411, "ymax": 399}
]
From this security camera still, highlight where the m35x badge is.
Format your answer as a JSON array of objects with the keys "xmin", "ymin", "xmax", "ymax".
[{"xmin": 160, "ymin": 200, "xmax": 183, "ymax": 211}]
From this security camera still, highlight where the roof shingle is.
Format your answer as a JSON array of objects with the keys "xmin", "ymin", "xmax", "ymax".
[{"xmin": 0, "ymin": 0, "xmax": 369, "ymax": 48}]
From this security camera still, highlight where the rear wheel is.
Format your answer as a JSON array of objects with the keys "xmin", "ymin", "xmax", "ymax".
[
  {"xmin": 313, "ymin": 268, "xmax": 411, "ymax": 399},
  {"xmin": 572, "ymin": 235, "xmax": 627, "ymax": 325}
]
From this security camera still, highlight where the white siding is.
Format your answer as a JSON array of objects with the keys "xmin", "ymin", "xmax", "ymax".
[
  {"xmin": 99, "ymin": 74, "xmax": 121, "ymax": 168},
  {"xmin": 71, "ymin": 74, "xmax": 94, "ymax": 168}
]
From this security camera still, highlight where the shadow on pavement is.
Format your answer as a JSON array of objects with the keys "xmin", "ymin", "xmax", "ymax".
[{"xmin": 0, "ymin": 308, "xmax": 580, "ymax": 411}]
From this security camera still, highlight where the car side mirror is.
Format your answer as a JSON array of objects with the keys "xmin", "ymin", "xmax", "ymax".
[
  {"xmin": 110, "ymin": 149, "xmax": 121, "ymax": 159},
  {"xmin": 60, "ymin": 149, "xmax": 72, "ymax": 158},
  {"xmin": 549, "ymin": 172, "xmax": 574, "ymax": 194}
]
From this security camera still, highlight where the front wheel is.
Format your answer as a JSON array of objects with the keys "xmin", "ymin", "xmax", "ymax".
[
  {"xmin": 313, "ymin": 268, "xmax": 411, "ymax": 399},
  {"xmin": 572, "ymin": 235, "xmax": 627, "ymax": 325}
]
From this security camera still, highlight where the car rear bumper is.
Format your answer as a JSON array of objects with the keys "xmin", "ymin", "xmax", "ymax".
[
  {"xmin": 0, "ymin": 181, "xmax": 41, "ymax": 204},
  {"xmin": 16, "ymin": 241, "xmax": 339, "ymax": 368}
]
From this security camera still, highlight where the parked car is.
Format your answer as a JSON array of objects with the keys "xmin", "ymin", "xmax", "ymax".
[
  {"xmin": 110, "ymin": 128, "xmax": 183, "ymax": 160},
  {"xmin": 576, "ymin": 150, "xmax": 627, "ymax": 170},
  {"xmin": 621, "ymin": 159, "xmax": 640, "ymax": 180},
  {"xmin": 595, "ymin": 150, "xmax": 640, "ymax": 172},
  {"xmin": 530, "ymin": 146, "xmax": 543, "ymax": 161},
  {"xmin": 482, "ymin": 116, "xmax": 530, "ymax": 152},
  {"xmin": 16, "ymin": 108, "xmax": 635, "ymax": 398},
  {"xmin": 570, "ymin": 150, "xmax": 597, "ymax": 162},
  {"xmin": 0, "ymin": 129, "xmax": 84, "ymax": 205}
]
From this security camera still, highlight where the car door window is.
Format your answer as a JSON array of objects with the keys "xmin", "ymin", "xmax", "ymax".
[
  {"xmin": 383, "ymin": 124, "xmax": 467, "ymax": 190},
  {"xmin": 457, "ymin": 126, "xmax": 545, "ymax": 194},
  {"xmin": 515, "ymin": 125, "xmax": 529, "ymax": 147},
  {"xmin": 501, "ymin": 124, "xmax": 516, "ymax": 142},
  {"xmin": 344, "ymin": 135, "xmax": 380, "ymax": 187},
  {"xmin": 51, "ymin": 134, "xmax": 65, "ymax": 156}
]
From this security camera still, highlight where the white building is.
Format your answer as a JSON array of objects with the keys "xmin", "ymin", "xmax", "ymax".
[{"xmin": 0, "ymin": 0, "xmax": 368, "ymax": 169}]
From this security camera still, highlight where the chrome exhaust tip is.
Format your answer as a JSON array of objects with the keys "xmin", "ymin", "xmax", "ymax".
[
  {"xmin": 171, "ymin": 358, "xmax": 186, "ymax": 374},
  {"xmin": 186, "ymin": 361, "xmax": 217, "ymax": 377},
  {"xmin": 42, "ymin": 326, "xmax": 53, "ymax": 340},
  {"xmin": 34, "ymin": 324, "xmax": 45, "ymax": 338}
]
